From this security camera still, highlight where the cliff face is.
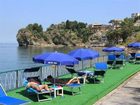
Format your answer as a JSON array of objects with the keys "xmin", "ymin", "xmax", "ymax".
[
  {"xmin": 16, "ymin": 21, "xmax": 108, "ymax": 47},
  {"xmin": 16, "ymin": 28, "xmax": 48, "ymax": 46},
  {"xmin": 16, "ymin": 18, "xmax": 140, "ymax": 47}
]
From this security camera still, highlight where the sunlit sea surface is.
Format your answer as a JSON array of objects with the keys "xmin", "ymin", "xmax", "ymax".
[{"xmin": 0, "ymin": 43, "xmax": 105, "ymax": 72}]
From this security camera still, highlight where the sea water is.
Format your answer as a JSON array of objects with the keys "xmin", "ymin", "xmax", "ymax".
[{"xmin": 0, "ymin": 43, "xmax": 105, "ymax": 72}]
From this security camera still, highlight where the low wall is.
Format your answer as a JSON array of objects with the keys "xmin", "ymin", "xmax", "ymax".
[{"xmin": 0, "ymin": 56, "xmax": 107, "ymax": 91}]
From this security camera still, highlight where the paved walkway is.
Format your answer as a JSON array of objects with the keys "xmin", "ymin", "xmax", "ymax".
[{"xmin": 95, "ymin": 72, "xmax": 140, "ymax": 105}]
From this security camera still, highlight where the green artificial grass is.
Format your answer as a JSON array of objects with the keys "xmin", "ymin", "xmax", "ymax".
[{"xmin": 7, "ymin": 63, "xmax": 140, "ymax": 105}]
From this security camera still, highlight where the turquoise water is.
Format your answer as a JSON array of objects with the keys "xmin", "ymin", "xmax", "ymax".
[{"xmin": 0, "ymin": 43, "xmax": 105, "ymax": 72}]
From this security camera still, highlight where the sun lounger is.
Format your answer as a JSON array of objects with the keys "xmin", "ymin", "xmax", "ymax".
[
  {"xmin": 66, "ymin": 65, "xmax": 87, "ymax": 84},
  {"xmin": 46, "ymin": 76, "xmax": 82, "ymax": 95},
  {"xmin": 135, "ymin": 53, "xmax": 140, "ymax": 64},
  {"xmin": 0, "ymin": 83, "xmax": 29, "ymax": 105},
  {"xmin": 23, "ymin": 79, "xmax": 53, "ymax": 102},
  {"xmin": 128, "ymin": 53, "xmax": 136, "ymax": 63},
  {"xmin": 67, "ymin": 83, "xmax": 81, "ymax": 95},
  {"xmin": 93, "ymin": 62, "xmax": 108, "ymax": 83},
  {"xmin": 115, "ymin": 54, "xmax": 125, "ymax": 69},
  {"xmin": 107, "ymin": 54, "xmax": 116, "ymax": 69}
]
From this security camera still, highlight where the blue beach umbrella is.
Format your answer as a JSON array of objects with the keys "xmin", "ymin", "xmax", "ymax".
[
  {"xmin": 128, "ymin": 42, "xmax": 140, "ymax": 48},
  {"xmin": 33, "ymin": 52, "xmax": 79, "ymax": 65},
  {"xmin": 68, "ymin": 48, "xmax": 99, "ymax": 60},
  {"xmin": 68, "ymin": 48, "xmax": 99, "ymax": 69},
  {"xmin": 33, "ymin": 51, "xmax": 79, "ymax": 86},
  {"xmin": 102, "ymin": 46, "xmax": 124, "ymax": 52}
]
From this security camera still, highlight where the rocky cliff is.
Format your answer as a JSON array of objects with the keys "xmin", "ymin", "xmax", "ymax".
[
  {"xmin": 16, "ymin": 17, "xmax": 140, "ymax": 47},
  {"xmin": 16, "ymin": 21, "xmax": 108, "ymax": 47}
]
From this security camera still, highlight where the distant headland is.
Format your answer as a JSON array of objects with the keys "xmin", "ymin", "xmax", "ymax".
[{"xmin": 16, "ymin": 13, "xmax": 140, "ymax": 47}]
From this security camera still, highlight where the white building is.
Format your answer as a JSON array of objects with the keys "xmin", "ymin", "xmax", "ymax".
[
  {"xmin": 131, "ymin": 13, "xmax": 140, "ymax": 18},
  {"xmin": 134, "ymin": 20, "xmax": 140, "ymax": 26}
]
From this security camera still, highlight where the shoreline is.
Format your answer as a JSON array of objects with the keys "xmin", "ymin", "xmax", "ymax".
[{"xmin": 18, "ymin": 43, "xmax": 107, "ymax": 48}]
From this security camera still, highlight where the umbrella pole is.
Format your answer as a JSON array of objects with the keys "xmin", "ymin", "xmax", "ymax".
[
  {"xmin": 53, "ymin": 65, "xmax": 57, "ymax": 87},
  {"xmin": 57, "ymin": 66, "xmax": 59, "ymax": 78},
  {"xmin": 82, "ymin": 60, "xmax": 84, "ymax": 70}
]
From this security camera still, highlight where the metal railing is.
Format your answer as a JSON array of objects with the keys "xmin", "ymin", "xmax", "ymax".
[{"xmin": 0, "ymin": 55, "xmax": 107, "ymax": 91}]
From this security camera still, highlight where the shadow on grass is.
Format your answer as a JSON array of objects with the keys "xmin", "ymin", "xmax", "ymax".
[
  {"xmin": 86, "ymin": 78, "xmax": 101, "ymax": 84},
  {"xmin": 63, "ymin": 89, "xmax": 81, "ymax": 96},
  {"xmin": 17, "ymin": 90, "xmax": 52, "ymax": 102},
  {"xmin": 63, "ymin": 90, "xmax": 73, "ymax": 95}
]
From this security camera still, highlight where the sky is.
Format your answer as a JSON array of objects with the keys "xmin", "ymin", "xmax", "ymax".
[{"xmin": 0, "ymin": 0, "xmax": 140, "ymax": 43}]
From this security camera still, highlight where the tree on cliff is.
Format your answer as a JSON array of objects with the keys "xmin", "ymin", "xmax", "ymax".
[
  {"xmin": 26, "ymin": 23, "xmax": 43, "ymax": 38},
  {"xmin": 107, "ymin": 17, "xmax": 140, "ymax": 45},
  {"xmin": 17, "ymin": 20, "xmax": 97, "ymax": 47}
]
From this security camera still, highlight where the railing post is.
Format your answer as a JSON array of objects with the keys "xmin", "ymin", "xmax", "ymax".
[
  {"xmin": 90, "ymin": 59, "xmax": 92, "ymax": 67},
  {"xmin": 40, "ymin": 67, "xmax": 43, "ymax": 80},
  {"xmin": 16, "ymin": 70, "xmax": 18, "ymax": 88}
]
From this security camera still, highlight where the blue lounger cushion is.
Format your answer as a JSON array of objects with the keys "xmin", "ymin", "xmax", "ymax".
[
  {"xmin": 0, "ymin": 96, "xmax": 28, "ymax": 105},
  {"xmin": 0, "ymin": 83, "xmax": 29, "ymax": 105},
  {"xmin": 67, "ymin": 83, "xmax": 81, "ymax": 88},
  {"xmin": 27, "ymin": 87, "xmax": 39, "ymax": 93}
]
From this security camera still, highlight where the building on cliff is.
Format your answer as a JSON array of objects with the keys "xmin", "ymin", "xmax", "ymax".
[
  {"xmin": 131, "ymin": 13, "xmax": 140, "ymax": 18},
  {"xmin": 109, "ymin": 19, "xmax": 123, "ymax": 30},
  {"xmin": 91, "ymin": 23, "xmax": 111, "ymax": 32}
]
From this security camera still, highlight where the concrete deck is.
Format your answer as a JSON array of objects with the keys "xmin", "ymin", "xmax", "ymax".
[{"xmin": 95, "ymin": 72, "xmax": 140, "ymax": 105}]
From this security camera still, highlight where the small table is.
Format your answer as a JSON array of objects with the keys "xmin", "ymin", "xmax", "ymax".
[{"xmin": 51, "ymin": 86, "xmax": 64, "ymax": 98}]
